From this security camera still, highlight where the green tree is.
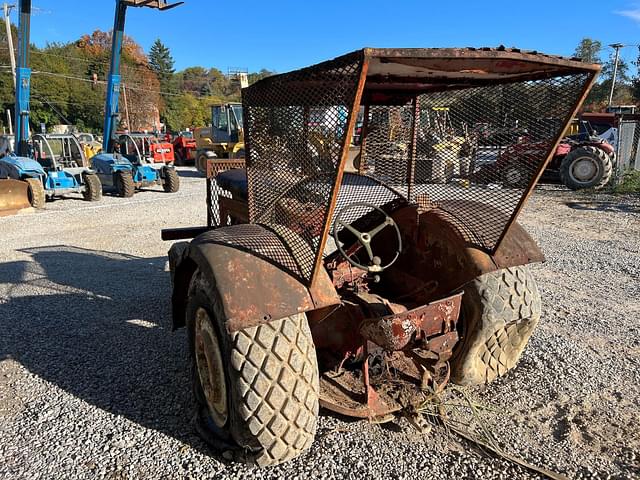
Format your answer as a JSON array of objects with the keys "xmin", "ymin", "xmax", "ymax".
[
  {"xmin": 598, "ymin": 54, "xmax": 633, "ymax": 107},
  {"xmin": 149, "ymin": 38, "xmax": 175, "ymax": 86},
  {"xmin": 573, "ymin": 38, "xmax": 602, "ymax": 64}
]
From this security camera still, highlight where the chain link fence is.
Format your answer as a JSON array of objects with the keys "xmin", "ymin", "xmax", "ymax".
[{"xmin": 615, "ymin": 114, "xmax": 640, "ymax": 184}]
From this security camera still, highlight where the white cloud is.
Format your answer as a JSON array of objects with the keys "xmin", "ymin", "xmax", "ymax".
[{"xmin": 616, "ymin": 8, "xmax": 640, "ymax": 22}]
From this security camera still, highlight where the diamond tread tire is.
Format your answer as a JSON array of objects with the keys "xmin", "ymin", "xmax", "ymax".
[
  {"xmin": 187, "ymin": 270, "xmax": 319, "ymax": 466},
  {"xmin": 451, "ymin": 266, "xmax": 541, "ymax": 385}
]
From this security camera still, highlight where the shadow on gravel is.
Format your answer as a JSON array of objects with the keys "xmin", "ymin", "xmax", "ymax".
[
  {"xmin": 176, "ymin": 169, "xmax": 204, "ymax": 179},
  {"xmin": 0, "ymin": 245, "xmax": 212, "ymax": 456},
  {"xmin": 565, "ymin": 201, "xmax": 640, "ymax": 214}
]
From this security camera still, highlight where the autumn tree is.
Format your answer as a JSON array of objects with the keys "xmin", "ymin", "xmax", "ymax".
[{"xmin": 0, "ymin": 21, "xmax": 275, "ymax": 134}]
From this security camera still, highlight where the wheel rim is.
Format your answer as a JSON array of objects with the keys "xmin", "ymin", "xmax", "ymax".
[
  {"xmin": 194, "ymin": 307, "xmax": 228, "ymax": 427},
  {"xmin": 569, "ymin": 156, "xmax": 600, "ymax": 184}
]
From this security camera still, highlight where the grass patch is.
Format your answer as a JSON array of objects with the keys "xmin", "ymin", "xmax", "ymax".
[{"xmin": 613, "ymin": 170, "xmax": 640, "ymax": 194}]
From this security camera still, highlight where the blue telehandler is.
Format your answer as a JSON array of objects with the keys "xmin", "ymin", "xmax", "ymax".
[
  {"xmin": 0, "ymin": 0, "xmax": 102, "ymax": 207},
  {"xmin": 0, "ymin": 0, "xmax": 46, "ymax": 211},
  {"xmin": 90, "ymin": 0, "xmax": 182, "ymax": 197}
]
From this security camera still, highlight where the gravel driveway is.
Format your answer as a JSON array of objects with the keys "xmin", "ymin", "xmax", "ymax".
[{"xmin": 1, "ymin": 169, "xmax": 638, "ymax": 479}]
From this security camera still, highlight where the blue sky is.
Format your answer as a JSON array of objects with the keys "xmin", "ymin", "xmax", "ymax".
[{"xmin": 19, "ymin": 0, "xmax": 640, "ymax": 74}]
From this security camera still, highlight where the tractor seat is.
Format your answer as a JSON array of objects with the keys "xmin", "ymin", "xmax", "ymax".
[{"xmin": 215, "ymin": 168, "xmax": 248, "ymax": 201}]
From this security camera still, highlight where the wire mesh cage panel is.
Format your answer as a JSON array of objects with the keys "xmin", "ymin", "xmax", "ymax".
[
  {"xmin": 206, "ymin": 159, "xmax": 247, "ymax": 226},
  {"xmin": 194, "ymin": 224, "xmax": 305, "ymax": 280},
  {"xmin": 242, "ymin": 52, "xmax": 364, "ymax": 282},
  {"xmin": 359, "ymin": 105, "xmax": 414, "ymax": 197},
  {"xmin": 359, "ymin": 73, "xmax": 591, "ymax": 251},
  {"xmin": 219, "ymin": 48, "xmax": 598, "ymax": 286}
]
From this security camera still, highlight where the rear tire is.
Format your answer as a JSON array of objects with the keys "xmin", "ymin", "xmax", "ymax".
[
  {"xmin": 451, "ymin": 266, "xmax": 541, "ymax": 385},
  {"xmin": 82, "ymin": 173, "xmax": 102, "ymax": 202},
  {"xmin": 560, "ymin": 145, "xmax": 612, "ymax": 190},
  {"xmin": 163, "ymin": 166, "xmax": 180, "ymax": 193},
  {"xmin": 25, "ymin": 177, "xmax": 45, "ymax": 209},
  {"xmin": 175, "ymin": 150, "xmax": 184, "ymax": 166},
  {"xmin": 115, "ymin": 170, "xmax": 135, "ymax": 198},
  {"xmin": 187, "ymin": 270, "xmax": 319, "ymax": 466}
]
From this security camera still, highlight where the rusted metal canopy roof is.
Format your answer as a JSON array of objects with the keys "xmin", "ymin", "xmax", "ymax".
[
  {"xmin": 366, "ymin": 47, "xmax": 598, "ymax": 77},
  {"xmin": 245, "ymin": 47, "xmax": 600, "ymax": 107},
  {"xmin": 363, "ymin": 47, "xmax": 599, "ymax": 95}
]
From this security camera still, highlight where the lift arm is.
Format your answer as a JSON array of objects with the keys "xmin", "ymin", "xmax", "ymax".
[
  {"xmin": 102, "ymin": 0, "xmax": 184, "ymax": 153},
  {"xmin": 14, "ymin": 0, "xmax": 30, "ymax": 157}
]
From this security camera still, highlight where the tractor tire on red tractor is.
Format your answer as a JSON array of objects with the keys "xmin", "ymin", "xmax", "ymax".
[
  {"xmin": 174, "ymin": 150, "xmax": 184, "ymax": 166},
  {"xmin": 451, "ymin": 266, "xmax": 541, "ymax": 385},
  {"xmin": 187, "ymin": 270, "xmax": 319, "ymax": 466},
  {"xmin": 559, "ymin": 145, "xmax": 613, "ymax": 191},
  {"xmin": 162, "ymin": 47, "xmax": 599, "ymax": 467}
]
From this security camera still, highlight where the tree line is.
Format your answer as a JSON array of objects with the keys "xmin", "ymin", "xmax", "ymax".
[
  {"xmin": 0, "ymin": 30, "xmax": 632, "ymax": 136},
  {"xmin": 573, "ymin": 37, "xmax": 640, "ymax": 109},
  {"xmin": 0, "ymin": 26, "xmax": 274, "ymax": 134}
]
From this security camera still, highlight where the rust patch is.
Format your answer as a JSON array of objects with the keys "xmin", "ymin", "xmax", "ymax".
[{"xmin": 359, "ymin": 293, "xmax": 462, "ymax": 351}]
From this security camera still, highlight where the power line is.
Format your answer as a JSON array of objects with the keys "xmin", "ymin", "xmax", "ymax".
[{"xmin": 0, "ymin": 66, "xmax": 213, "ymax": 101}]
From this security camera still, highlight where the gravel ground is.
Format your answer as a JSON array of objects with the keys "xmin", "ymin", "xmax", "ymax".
[{"xmin": 1, "ymin": 169, "xmax": 638, "ymax": 479}]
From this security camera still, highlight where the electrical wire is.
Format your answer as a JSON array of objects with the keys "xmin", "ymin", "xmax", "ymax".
[{"xmin": 0, "ymin": 45, "xmax": 240, "ymax": 97}]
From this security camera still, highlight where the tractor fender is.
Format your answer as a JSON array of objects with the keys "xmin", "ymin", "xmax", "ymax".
[
  {"xmin": 169, "ymin": 225, "xmax": 340, "ymax": 333},
  {"xmin": 583, "ymin": 140, "xmax": 614, "ymax": 155},
  {"xmin": 391, "ymin": 203, "xmax": 544, "ymax": 301}
]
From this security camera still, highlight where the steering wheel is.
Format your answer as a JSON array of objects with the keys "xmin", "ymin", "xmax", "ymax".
[{"xmin": 333, "ymin": 202, "xmax": 402, "ymax": 273}]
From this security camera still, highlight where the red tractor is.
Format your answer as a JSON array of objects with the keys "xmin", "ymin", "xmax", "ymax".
[
  {"xmin": 172, "ymin": 131, "xmax": 197, "ymax": 166},
  {"xmin": 121, "ymin": 132, "xmax": 175, "ymax": 164},
  {"xmin": 491, "ymin": 127, "xmax": 614, "ymax": 190},
  {"xmin": 161, "ymin": 48, "xmax": 598, "ymax": 466}
]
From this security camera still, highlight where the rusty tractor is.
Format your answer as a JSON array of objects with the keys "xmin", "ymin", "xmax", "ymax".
[{"xmin": 162, "ymin": 47, "xmax": 599, "ymax": 466}]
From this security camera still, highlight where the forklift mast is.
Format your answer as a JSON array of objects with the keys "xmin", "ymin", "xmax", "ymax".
[
  {"xmin": 102, "ymin": 0, "xmax": 184, "ymax": 154},
  {"xmin": 14, "ymin": 0, "xmax": 30, "ymax": 157}
]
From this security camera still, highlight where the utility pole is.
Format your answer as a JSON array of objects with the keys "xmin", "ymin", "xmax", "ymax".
[
  {"xmin": 121, "ymin": 82, "xmax": 131, "ymax": 131},
  {"xmin": 608, "ymin": 43, "xmax": 624, "ymax": 108},
  {"xmin": 3, "ymin": 3, "xmax": 16, "ymax": 89}
]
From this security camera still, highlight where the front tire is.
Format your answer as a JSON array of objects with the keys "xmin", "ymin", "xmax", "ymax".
[
  {"xmin": 187, "ymin": 270, "xmax": 319, "ymax": 466},
  {"xmin": 560, "ymin": 145, "xmax": 612, "ymax": 190},
  {"xmin": 82, "ymin": 173, "xmax": 102, "ymax": 202},
  {"xmin": 197, "ymin": 151, "xmax": 216, "ymax": 175},
  {"xmin": 162, "ymin": 166, "xmax": 180, "ymax": 193},
  {"xmin": 25, "ymin": 177, "xmax": 45, "ymax": 209},
  {"xmin": 115, "ymin": 170, "xmax": 135, "ymax": 198},
  {"xmin": 451, "ymin": 266, "xmax": 541, "ymax": 385}
]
